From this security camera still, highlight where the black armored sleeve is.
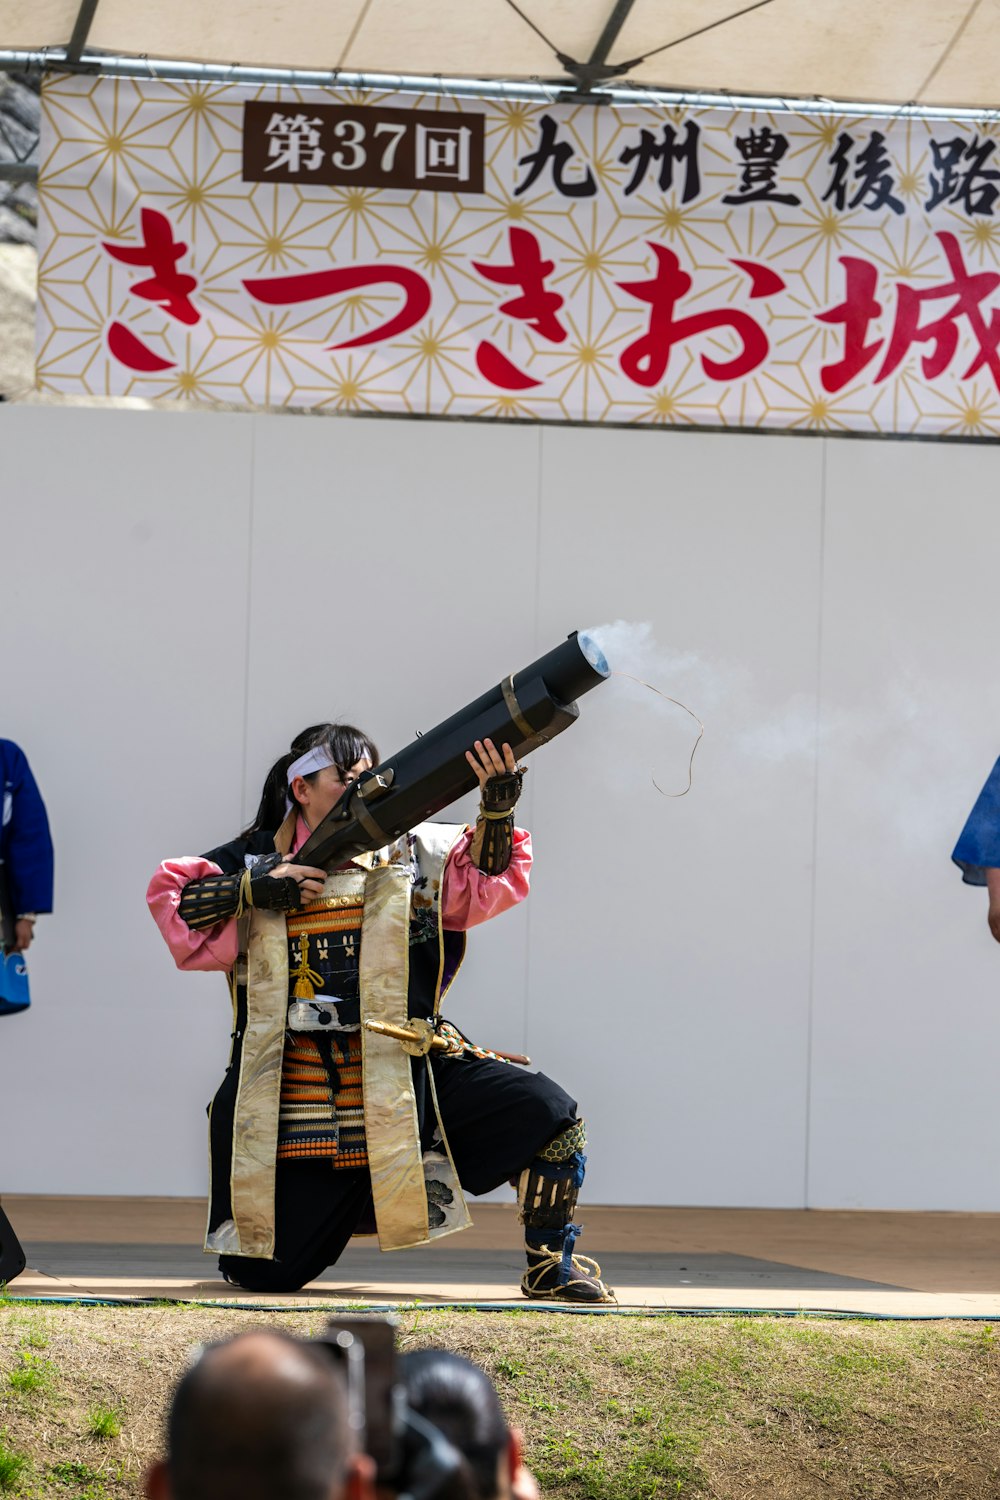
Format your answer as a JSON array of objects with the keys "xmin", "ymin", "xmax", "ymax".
[
  {"xmin": 177, "ymin": 853, "xmax": 303, "ymax": 930},
  {"xmin": 468, "ymin": 768, "xmax": 525, "ymax": 876}
]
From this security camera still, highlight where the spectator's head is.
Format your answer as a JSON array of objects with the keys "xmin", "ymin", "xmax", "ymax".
[
  {"xmin": 398, "ymin": 1350, "xmax": 524, "ymax": 1500},
  {"xmin": 145, "ymin": 1330, "xmax": 375, "ymax": 1500}
]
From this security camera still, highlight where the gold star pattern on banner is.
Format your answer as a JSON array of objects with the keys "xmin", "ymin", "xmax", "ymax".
[{"xmin": 34, "ymin": 77, "xmax": 1000, "ymax": 435}]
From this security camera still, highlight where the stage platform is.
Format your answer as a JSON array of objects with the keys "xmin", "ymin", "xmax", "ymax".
[{"xmin": 4, "ymin": 1198, "xmax": 999, "ymax": 1317}]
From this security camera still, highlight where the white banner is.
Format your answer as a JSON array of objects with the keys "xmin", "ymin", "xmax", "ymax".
[{"xmin": 37, "ymin": 74, "xmax": 1000, "ymax": 437}]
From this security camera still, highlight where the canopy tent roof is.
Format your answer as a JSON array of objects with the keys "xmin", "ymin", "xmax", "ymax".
[{"xmin": 2, "ymin": 0, "xmax": 998, "ymax": 112}]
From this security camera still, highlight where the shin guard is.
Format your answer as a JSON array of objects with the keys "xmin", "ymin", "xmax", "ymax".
[{"xmin": 516, "ymin": 1121, "xmax": 614, "ymax": 1304}]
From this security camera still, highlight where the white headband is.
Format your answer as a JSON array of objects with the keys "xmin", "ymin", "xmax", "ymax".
[{"xmin": 286, "ymin": 744, "xmax": 336, "ymax": 784}]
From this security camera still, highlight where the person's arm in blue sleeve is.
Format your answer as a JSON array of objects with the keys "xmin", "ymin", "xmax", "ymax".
[
  {"xmin": 4, "ymin": 744, "xmax": 54, "ymax": 919},
  {"xmin": 952, "ymin": 756, "xmax": 1000, "ymax": 944}
]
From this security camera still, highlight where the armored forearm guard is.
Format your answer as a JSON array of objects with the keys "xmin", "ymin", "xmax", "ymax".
[
  {"xmin": 178, "ymin": 855, "xmax": 302, "ymax": 930},
  {"xmin": 468, "ymin": 768, "xmax": 524, "ymax": 876}
]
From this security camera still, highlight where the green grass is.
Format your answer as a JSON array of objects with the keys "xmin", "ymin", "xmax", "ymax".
[
  {"xmin": 49, "ymin": 1460, "xmax": 101, "ymax": 1485},
  {"xmin": 0, "ymin": 1436, "xmax": 27, "ymax": 1493},
  {"xmin": 48, "ymin": 1470, "xmax": 108, "ymax": 1500},
  {"xmin": 534, "ymin": 1417, "xmax": 707, "ymax": 1500},
  {"xmin": 84, "ymin": 1406, "xmax": 122, "ymax": 1442},
  {"xmin": 1, "ymin": 1306, "xmax": 999, "ymax": 1498},
  {"xmin": 48, "ymin": 1459, "xmax": 116, "ymax": 1500},
  {"xmin": 7, "ymin": 1352, "xmax": 56, "ymax": 1396}
]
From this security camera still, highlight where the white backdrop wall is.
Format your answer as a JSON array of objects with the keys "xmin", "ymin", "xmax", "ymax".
[{"xmin": 1, "ymin": 404, "xmax": 997, "ymax": 1209}]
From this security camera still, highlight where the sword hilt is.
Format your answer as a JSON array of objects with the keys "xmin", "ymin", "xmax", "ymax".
[{"xmin": 363, "ymin": 1018, "xmax": 530, "ymax": 1066}]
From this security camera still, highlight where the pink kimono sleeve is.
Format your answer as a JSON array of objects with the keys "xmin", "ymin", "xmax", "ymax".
[
  {"xmin": 441, "ymin": 827, "xmax": 532, "ymax": 932},
  {"xmin": 146, "ymin": 857, "xmax": 240, "ymax": 972}
]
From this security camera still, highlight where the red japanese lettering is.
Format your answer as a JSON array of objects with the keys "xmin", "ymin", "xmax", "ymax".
[
  {"xmin": 243, "ymin": 266, "xmax": 431, "ymax": 349},
  {"xmin": 617, "ymin": 244, "xmax": 776, "ymax": 386},
  {"xmin": 102, "ymin": 208, "xmax": 201, "ymax": 326},
  {"xmin": 472, "ymin": 228, "xmax": 568, "ymax": 343},
  {"xmin": 471, "ymin": 228, "xmax": 568, "ymax": 391},
  {"xmin": 106, "ymin": 320, "xmax": 176, "ymax": 373},
  {"xmin": 474, "ymin": 342, "xmax": 542, "ymax": 390},
  {"xmin": 817, "ymin": 232, "xmax": 1000, "ymax": 394},
  {"xmin": 815, "ymin": 258, "xmax": 884, "ymax": 393},
  {"xmin": 876, "ymin": 231, "xmax": 1000, "ymax": 387},
  {"xmin": 730, "ymin": 259, "xmax": 786, "ymax": 300}
]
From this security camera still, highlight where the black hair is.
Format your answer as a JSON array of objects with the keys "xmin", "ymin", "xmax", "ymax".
[
  {"xmin": 167, "ymin": 1331, "xmax": 351, "ymax": 1500},
  {"xmin": 399, "ymin": 1349, "xmax": 509, "ymax": 1500},
  {"xmin": 243, "ymin": 721, "xmax": 381, "ymax": 837}
]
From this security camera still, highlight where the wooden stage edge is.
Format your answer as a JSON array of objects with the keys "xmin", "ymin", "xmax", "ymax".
[{"xmin": 3, "ymin": 1199, "xmax": 1000, "ymax": 1316}]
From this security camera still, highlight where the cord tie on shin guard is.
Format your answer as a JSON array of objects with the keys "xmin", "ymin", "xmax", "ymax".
[
  {"xmin": 557, "ymin": 1221, "xmax": 583, "ymax": 1278},
  {"xmin": 521, "ymin": 1229, "xmax": 615, "ymax": 1304}
]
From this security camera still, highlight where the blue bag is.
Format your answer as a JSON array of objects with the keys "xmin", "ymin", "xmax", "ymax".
[{"xmin": 0, "ymin": 950, "xmax": 30, "ymax": 1016}]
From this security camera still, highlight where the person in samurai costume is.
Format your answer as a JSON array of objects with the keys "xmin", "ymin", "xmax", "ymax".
[
  {"xmin": 147, "ymin": 723, "xmax": 612, "ymax": 1303},
  {"xmin": 953, "ymin": 752, "xmax": 1000, "ymax": 944}
]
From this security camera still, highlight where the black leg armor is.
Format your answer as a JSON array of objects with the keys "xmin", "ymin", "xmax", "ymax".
[{"xmin": 516, "ymin": 1120, "xmax": 614, "ymax": 1304}]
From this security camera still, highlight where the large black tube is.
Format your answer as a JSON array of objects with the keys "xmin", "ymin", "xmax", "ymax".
[{"xmin": 295, "ymin": 630, "xmax": 609, "ymax": 869}]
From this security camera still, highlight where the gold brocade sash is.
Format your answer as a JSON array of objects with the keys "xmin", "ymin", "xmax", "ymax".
[
  {"xmin": 360, "ymin": 861, "xmax": 432, "ymax": 1250},
  {"xmin": 359, "ymin": 854, "xmax": 472, "ymax": 1251},
  {"xmin": 218, "ymin": 903, "xmax": 287, "ymax": 1257},
  {"xmin": 211, "ymin": 808, "xmax": 302, "ymax": 1258}
]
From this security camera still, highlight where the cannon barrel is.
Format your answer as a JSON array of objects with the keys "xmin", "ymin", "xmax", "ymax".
[{"xmin": 294, "ymin": 630, "xmax": 609, "ymax": 869}]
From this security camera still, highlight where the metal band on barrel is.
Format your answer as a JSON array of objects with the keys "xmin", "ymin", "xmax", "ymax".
[
  {"xmin": 348, "ymin": 786, "xmax": 392, "ymax": 847},
  {"xmin": 501, "ymin": 674, "xmax": 535, "ymax": 741}
]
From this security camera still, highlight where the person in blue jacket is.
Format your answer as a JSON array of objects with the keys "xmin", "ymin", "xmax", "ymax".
[
  {"xmin": 952, "ymin": 755, "xmax": 1000, "ymax": 943},
  {"xmin": 0, "ymin": 740, "xmax": 53, "ymax": 955}
]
